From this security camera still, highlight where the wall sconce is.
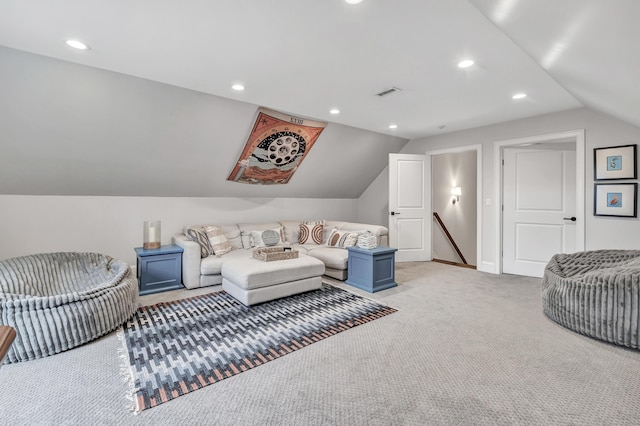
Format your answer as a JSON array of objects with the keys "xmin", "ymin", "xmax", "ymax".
[{"xmin": 451, "ymin": 187, "xmax": 461, "ymax": 205}]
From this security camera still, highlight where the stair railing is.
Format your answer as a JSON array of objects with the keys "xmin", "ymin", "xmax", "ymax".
[{"xmin": 432, "ymin": 212, "xmax": 468, "ymax": 265}]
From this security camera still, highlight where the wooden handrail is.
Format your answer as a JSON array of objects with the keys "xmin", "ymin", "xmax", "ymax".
[{"xmin": 433, "ymin": 212, "xmax": 467, "ymax": 265}]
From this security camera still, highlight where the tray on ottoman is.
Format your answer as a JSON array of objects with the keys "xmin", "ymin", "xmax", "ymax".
[{"xmin": 253, "ymin": 247, "xmax": 299, "ymax": 262}]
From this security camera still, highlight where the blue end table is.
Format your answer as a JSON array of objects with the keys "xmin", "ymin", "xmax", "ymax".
[
  {"xmin": 345, "ymin": 246, "xmax": 398, "ymax": 293},
  {"xmin": 134, "ymin": 244, "xmax": 183, "ymax": 295}
]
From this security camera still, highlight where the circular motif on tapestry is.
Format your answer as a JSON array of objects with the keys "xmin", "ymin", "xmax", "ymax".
[{"xmin": 257, "ymin": 131, "xmax": 306, "ymax": 167}]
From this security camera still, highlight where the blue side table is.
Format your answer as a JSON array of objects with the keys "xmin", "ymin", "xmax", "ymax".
[
  {"xmin": 345, "ymin": 246, "xmax": 398, "ymax": 293},
  {"xmin": 134, "ymin": 244, "xmax": 183, "ymax": 295}
]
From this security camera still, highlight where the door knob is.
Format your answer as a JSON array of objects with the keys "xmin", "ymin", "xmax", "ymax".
[
  {"xmin": 390, "ymin": 211, "xmax": 401, "ymax": 216},
  {"xmin": 563, "ymin": 217, "xmax": 577, "ymax": 221}
]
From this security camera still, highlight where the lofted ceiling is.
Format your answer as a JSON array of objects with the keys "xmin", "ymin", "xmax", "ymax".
[{"xmin": 3, "ymin": 0, "xmax": 636, "ymax": 141}]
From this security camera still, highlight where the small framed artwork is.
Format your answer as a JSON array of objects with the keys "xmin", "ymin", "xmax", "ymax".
[
  {"xmin": 594, "ymin": 183, "xmax": 638, "ymax": 217},
  {"xmin": 594, "ymin": 144, "xmax": 637, "ymax": 180}
]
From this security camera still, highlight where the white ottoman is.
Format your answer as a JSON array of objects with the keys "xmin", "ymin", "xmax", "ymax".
[{"xmin": 221, "ymin": 255, "xmax": 325, "ymax": 306}]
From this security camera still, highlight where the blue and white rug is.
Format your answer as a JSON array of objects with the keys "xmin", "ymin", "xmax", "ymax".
[{"xmin": 119, "ymin": 284, "xmax": 397, "ymax": 411}]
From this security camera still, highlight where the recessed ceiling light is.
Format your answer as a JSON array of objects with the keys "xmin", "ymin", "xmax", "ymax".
[
  {"xmin": 232, "ymin": 84, "xmax": 245, "ymax": 91},
  {"xmin": 345, "ymin": 0, "xmax": 363, "ymax": 4},
  {"xmin": 65, "ymin": 39, "xmax": 90, "ymax": 50},
  {"xmin": 457, "ymin": 59, "xmax": 474, "ymax": 68},
  {"xmin": 388, "ymin": 124, "xmax": 398, "ymax": 129},
  {"xmin": 329, "ymin": 109, "xmax": 340, "ymax": 115},
  {"xmin": 512, "ymin": 93, "xmax": 527, "ymax": 100}
]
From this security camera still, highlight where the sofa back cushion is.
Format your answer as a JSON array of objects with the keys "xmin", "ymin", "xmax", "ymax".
[
  {"xmin": 336, "ymin": 222, "xmax": 388, "ymax": 236},
  {"xmin": 219, "ymin": 225, "xmax": 242, "ymax": 249},
  {"xmin": 279, "ymin": 220, "xmax": 301, "ymax": 243}
]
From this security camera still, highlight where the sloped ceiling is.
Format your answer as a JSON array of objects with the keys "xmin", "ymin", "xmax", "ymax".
[
  {"xmin": 0, "ymin": 0, "xmax": 637, "ymax": 197},
  {"xmin": 468, "ymin": 0, "xmax": 640, "ymax": 132}
]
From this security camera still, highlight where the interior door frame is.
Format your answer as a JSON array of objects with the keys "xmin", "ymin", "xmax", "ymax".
[
  {"xmin": 493, "ymin": 129, "xmax": 585, "ymax": 275},
  {"xmin": 426, "ymin": 144, "xmax": 483, "ymax": 270}
]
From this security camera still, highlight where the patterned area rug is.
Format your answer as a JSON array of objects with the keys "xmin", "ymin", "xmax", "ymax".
[{"xmin": 119, "ymin": 284, "xmax": 397, "ymax": 412}]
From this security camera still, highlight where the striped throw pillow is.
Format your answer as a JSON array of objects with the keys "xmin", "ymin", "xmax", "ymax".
[
  {"xmin": 326, "ymin": 229, "xmax": 359, "ymax": 248},
  {"xmin": 205, "ymin": 226, "xmax": 233, "ymax": 256}
]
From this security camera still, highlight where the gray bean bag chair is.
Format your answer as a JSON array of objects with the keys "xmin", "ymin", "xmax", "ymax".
[
  {"xmin": 542, "ymin": 250, "xmax": 640, "ymax": 349},
  {"xmin": 0, "ymin": 252, "xmax": 139, "ymax": 363}
]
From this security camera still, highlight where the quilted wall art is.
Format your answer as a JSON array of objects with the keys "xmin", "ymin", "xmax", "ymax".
[{"xmin": 228, "ymin": 107, "xmax": 327, "ymax": 184}]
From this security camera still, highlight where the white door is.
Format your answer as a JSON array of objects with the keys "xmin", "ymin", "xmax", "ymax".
[
  {"xmin": 388, "ymin": 153, "xmax": 431, "ymax": 262},
  {"xmin": 502, "ymin": 147, "xmax": 576, "ymax": 277}
]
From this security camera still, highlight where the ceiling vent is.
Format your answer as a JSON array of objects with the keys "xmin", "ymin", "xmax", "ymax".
[{"xmin": 376, "ymin": 86, "xmax": 401, "ymax": 97}]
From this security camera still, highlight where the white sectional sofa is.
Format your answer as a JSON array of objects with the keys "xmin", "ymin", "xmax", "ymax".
[{"xmin": 172, "ymin": 220, "xmax": 388, "ymax": 289}]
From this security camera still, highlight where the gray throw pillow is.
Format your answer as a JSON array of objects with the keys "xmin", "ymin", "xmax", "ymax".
[{"xmin": 186, "ymin": 226, "xmax": 214, "ymax": 258}]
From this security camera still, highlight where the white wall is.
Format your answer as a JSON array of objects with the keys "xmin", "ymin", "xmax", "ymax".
[
  {"xmin": 431, "ymin": 151, "xmax": 477, "ymax": 265},
  {"xmin": 358, "ymin": 107, "xmax": 640, "ymax": 272},
  {"xmin": 0, "ymin": 195, "xmax": 357, "ymax": 266}
]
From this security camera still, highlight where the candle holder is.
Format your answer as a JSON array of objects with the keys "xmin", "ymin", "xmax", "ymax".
[{"xmin": 143, "ymin": 220, "xmax": 161, "ymax": 249}]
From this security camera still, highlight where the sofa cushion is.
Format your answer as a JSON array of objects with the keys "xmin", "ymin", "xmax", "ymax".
[
  {"xmin": 306, "ymin": 247, "xmax": 348, "ymax": 270},
  {"xmin": 299, "ymin": 220, "xmax": 324, "ymax": 245},
  {"xmin": 326, "ymin": 229, "xmax": 358, "ymax": 248},
  {"xmin": 205, "ymin": 226, "xmax": 233, "ymax": 256},
  {"xmin": 220, "ymin": 225, "xmax": 242, "ymax": 249},
  {"xmin": 185, "ymin": 226, "xmax": 214, "ymax": 258},
  {"xmin": 279, "ymin": 220, "xmax": 301, "ymax": 243},
  {"xmin": 337, "ymin": 222, "xmax": 388, "ymax": 238},
  {"xmin": 201, "ymin": 249, "xmax": 251, "ymax": 275}
]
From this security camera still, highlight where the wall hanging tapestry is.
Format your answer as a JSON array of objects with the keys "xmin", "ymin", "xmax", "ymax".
[
  {"xmin": 119, "ymin": 284, "xmax": 397, "ymax": 412},
  {"xmin": 227, "ymin": 107, "xmax": 327, "ymax": 184}
]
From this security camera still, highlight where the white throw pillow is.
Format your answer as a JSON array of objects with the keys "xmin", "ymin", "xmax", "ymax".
[{"xmin": 299, "ymin": 220, "xmax": 324, "ymax": 245}]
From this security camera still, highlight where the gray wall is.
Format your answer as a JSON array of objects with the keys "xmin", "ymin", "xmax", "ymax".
[
  {"xmin": 0, "ymin": 195, "xmax": 358, "ymax": 266},
  {"xmin": 431, "ymin": 151, "xmax": 477, "ymax": 265},
  {"xmin": 0, "ymin": 46, "xmax": 407, "ymax": 198},
  {"xmin": 358, "ymin": 107, "xmax": 640, "ymax": 272}
]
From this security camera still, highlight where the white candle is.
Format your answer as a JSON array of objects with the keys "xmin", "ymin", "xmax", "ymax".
[
  {"xmin": 144, "ymin": 220, "xmax": 161, "ymax": 243},
  {"xmin": 150, "ymin": 224, "xmax": 158, "ymax": 241}
]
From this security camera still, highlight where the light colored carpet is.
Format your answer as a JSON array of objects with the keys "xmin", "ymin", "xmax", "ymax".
[{"xmin": 1, "ymin": 261, "xmax": 638, "ymax": 425}]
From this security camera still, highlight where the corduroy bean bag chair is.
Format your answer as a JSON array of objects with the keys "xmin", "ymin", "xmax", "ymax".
[
  {"xmin": 0, "ymin": 252, "xmax": 139, "ymax": 363},
  {"xmin": 542, "ymin": 250, "xmax": 640, "ymax": 349}
]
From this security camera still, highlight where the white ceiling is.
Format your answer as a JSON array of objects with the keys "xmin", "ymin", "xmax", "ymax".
[{"xmin": 0, "ymin": 0, "xmax": 636, "ymax": 140}]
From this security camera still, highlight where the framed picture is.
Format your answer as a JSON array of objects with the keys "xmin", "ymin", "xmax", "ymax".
[
  {"xmin": 594, "ymin": 183, "xmax": 638, "ymax": 217},
  {"xmin": 594, "ymin": 144, "xmax": 637, "ymax": 180}
]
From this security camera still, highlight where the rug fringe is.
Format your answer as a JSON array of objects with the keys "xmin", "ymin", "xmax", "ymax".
[{"xmin": 116, "ymin": 326, "xmax": 139, "ymax": 415}]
